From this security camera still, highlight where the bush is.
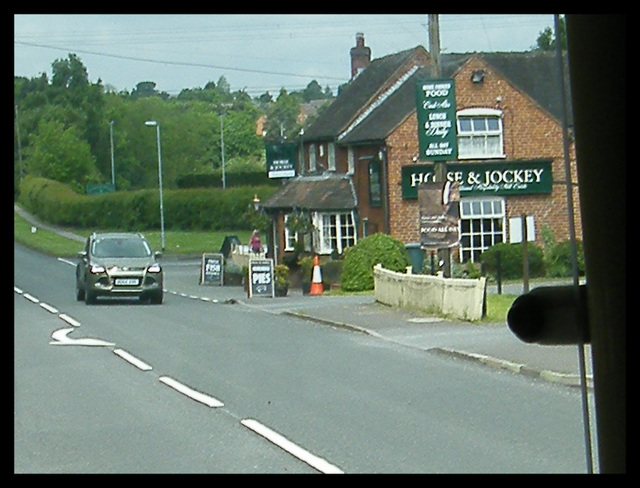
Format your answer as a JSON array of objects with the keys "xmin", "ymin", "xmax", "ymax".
[
  {"xmin": 545, "ymin": 239, "xmax": 585, "ymax": 277},
  {"xmin": 541, "ymin": 226, "xmax": 586, "ymax": 277},
  {"xmin": 321, "ymin": 260, "xmax": 343, "ymax": 288},
  {"xmin": 17, "ymin": 176, "xmax": 278, "ymax": 232},
  {"xmin": 340, "ymin": 233, "xmax": 410, "ymax": 292},
  {"xmin": 224, "ymin": 260, "xmax": 244, "ymax": 286},
  {"xmin": 479, "ymin": 242, "xmax": 545, "ymax": 280},
  {"xmin": 298, "ymin": 256, "xmax": 314, "ymax": 285},
  {"xmin": 274, "ymin": 264, "xmax": 290, "ymax": 296}
]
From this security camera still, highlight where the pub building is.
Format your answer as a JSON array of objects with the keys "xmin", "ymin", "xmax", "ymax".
[{"xmin": 261, "ymin": 33, "xmax": 581, "ymax": 269}]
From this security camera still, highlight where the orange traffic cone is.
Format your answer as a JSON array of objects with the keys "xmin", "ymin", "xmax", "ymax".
[{"xmin": 309, "ymin": 255, "xmax": 323, "ymax": 296}]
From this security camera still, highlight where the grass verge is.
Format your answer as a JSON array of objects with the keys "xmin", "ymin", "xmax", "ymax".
[{"xmin": 14, "ymin": 209, "xmax": 516, "ymax": 322}]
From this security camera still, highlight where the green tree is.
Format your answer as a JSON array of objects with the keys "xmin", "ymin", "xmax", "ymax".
[
  {"xmin": 534, "ymin": 15, "xmax": 567, "ymax": 51},
  {"xmin": 131, "ymin": 81, "xmax": 159, "ymax": 99},
  {"xmin": 51, "ymin": 53, "xmax": 89, "ymax": 90},
  {"xmin": 25, "ymin": 119, "xmax": 99, "ymax": 191},
  {"xmin": 264, "ymin": 88, "xmax": 302, "ymax": 143},
  {"xmin": 301, "ymin": 80, "xmax": 325, "ymax": 102}
]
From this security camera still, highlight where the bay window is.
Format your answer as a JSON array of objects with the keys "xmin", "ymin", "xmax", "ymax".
[{"xmin": 314, "ymin": 212, "xmax": 357, "ymax": 255}]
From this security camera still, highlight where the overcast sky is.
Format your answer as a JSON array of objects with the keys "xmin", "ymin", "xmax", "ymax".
[{"xmin": 14, "ymin": 14, "xmax": 556, "ymax": 97}]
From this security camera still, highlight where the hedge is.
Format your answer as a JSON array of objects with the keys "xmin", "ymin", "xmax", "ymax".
[{"xmin": 17, "ymin": 175, "xmax": 278, "ymax": 232}]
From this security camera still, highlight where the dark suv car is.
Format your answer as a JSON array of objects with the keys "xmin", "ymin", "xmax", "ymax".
[{"xmin": 76, "ymin": 233, "xmax": 163, "ymax": 304}]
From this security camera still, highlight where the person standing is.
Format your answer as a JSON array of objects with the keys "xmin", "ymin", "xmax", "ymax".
[{"xmin": 250, "ymin": 229, "xmax": 262, "ymax": 254}]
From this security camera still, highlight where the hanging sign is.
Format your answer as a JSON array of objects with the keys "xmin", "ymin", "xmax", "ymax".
[
  {"xmin": 200, "ymin": 253, "xmax": 224, "ymax": 286},
  {"xmin": 266, "ymin": 144, "xmax": 297, "ymax": 178},
  {"xmin": 415, "ymin": 78, "xmax": 458, "ymax": 161},
  {"xmin": 418, "ymin": 181, "xmax": 461, "ymax": 249},
  {"xmin": 249, "ymin": 258, "xmax": 275, "ymax": 298}
]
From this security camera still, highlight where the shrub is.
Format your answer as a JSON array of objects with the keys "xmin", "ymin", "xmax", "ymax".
[
  {"xmin": 545, "ymin": 239, "xmax": 585, "ymax": 277},
  {"xmin": 298, "ymin": 256, "xmax": 315, "ymax": 285},
  {"xmin": 541, "ymin": 226, "xmax": 586, "ymax": 277},
  {"xmin": 274, "ymin": 264, "xmax": 290, "ymax": 296},
  {"xmin": 16, "ymin": 176, "xmax": 278, "ymax": 232},
  {"xmin": 340, "ymin": 233, "xmax": 410, "ymax": 292},
  {"xmin": 224, "ymin": 260, "xmax": 244, "ymax": 286},
  {"xmin": 321, "ymin": 260, "xmax": 343, "ymax": 288},
  {"xmin": 479, "ymin": 242, "xmax": 545, "ymax": 280}
]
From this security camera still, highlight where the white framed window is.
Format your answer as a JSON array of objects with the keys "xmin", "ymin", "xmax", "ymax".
[
  {"xmin": 328, "ymin": 142, "xmax": 336, "ymax": 171},
  {"xmin": 309, "ymin": 144, "xmax": 317, "ymax": 172},
  {"xmin": 284, "ymin": 213, "xmax": 312, "ymax": 252},
  {"xmin": 459, "ymin": 197, "xmax": 506, "ymax": 263},
  {"xmin": 284, "ymin": 214, "xmax": 298, "ymax": 251},
  {"xmin": 347, "ymin": 147, "xmax": 355, "ymax": 174},
  {"xmin": 314, "ymin": 211, "xmax": 357, "ymax": 255},
  {"xmin": 457, "ymin": 108, "xmax": 504, "ymax": 159}
]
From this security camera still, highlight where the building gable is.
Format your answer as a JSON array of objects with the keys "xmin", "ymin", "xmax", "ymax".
[{"xmin": 303, "ymin": 46, "xmax": 431, "ymax": 141}]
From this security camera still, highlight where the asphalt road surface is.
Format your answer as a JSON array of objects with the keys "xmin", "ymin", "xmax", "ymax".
[{"xmin": 15, "ymin": 242, "xmax": 593, "ymax": 473}]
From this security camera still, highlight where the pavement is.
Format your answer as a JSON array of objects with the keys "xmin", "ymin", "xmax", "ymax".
[{"xmin": 15, "ymin": 204, "xmax": 592, "ymax": 389}]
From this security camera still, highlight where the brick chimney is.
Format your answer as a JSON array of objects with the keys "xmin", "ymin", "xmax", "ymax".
[{"xmin": 350, "ymin": 32, "xmax": 371, "ymax": 79}]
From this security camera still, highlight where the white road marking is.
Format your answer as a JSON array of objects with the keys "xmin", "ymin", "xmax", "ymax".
[
  {"xmin": 158, "ymin": 376, "xmax": 224, "ymax": 408},
  {"xmin": 57, "ymin": 257, "xmax": 76, "ymax": 266},
  {"xmin": 14, "ymin": 286, "xmax": 23, "ymax": 294},
  {"xmin": 23, "ymin": 293, "xmax": 39, "ymax": 303},
  {"xmin": 59, "ymin": 314, "xmax": 81, "ymax": 327},
  {"xmin": 49, "ymin": 328, "xmax": 115, "ymax": 347},
  {"xmin": 39, "ymin": 302, "xmax": 59, "ymax": 314},
  {"xmin": 113, "ymin": 348, "xmax": 153, "ymax": 371},
  {"xmin": 240, "ymin": 419, "xmax": 344, "ymax": 474}
]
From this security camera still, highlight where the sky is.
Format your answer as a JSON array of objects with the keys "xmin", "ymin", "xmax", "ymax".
[{"xmin": 14, "ymin": 14, "xmax": 556, "ymax": 97}]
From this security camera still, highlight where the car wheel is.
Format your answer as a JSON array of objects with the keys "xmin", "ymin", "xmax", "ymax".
[
  {"xmin": 149, "ymin": 290, "xmax": 163, "ymax": 305},
  {"xmin": 85, "ymin": 287, "xmax": 97, "ymax": 305}
]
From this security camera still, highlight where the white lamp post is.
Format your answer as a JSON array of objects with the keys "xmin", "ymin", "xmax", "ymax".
[
  {"xmin": 109, "ymin": 120, "xmax": 115, "ymax": 189},
  {"xmin": 145, "ymin": 120, "xmax": 165, "ymax": 252}
]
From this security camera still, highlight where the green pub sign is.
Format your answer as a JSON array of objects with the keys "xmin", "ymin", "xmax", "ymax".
[
  {"xmin": 266, "ymin": 143, "xmax": 297, "ymax": 179},
  {"xmin": 415, "ymin": 78, "xmax": 458, "ymax": 161},
  {"xmin": 402, "ymin": 160, "xmax": 553, "ymax": 198}
]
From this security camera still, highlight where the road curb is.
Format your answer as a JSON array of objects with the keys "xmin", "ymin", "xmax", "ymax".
[{"xmin": 432, "ymin": 347, "xmax": 593, "ymax": 389}]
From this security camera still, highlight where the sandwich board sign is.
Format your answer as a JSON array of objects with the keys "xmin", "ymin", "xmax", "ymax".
[
  {"xmin": 249, "ymin": 258, "xmax": 274, "ymax": 298},
  {"xmin": 201, "ymin": 253, "xmax": 223, "ymax": 286}
]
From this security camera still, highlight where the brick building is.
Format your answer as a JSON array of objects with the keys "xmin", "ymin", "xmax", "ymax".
[{"xmin": 262, "ymin": 34, "xmax": 581, "ymax": 266}]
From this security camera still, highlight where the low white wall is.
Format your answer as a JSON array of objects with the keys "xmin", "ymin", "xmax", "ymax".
[
  {"xmin": 373, "ymin": 264, "xmax": 486, "ymax": 321},
  {"xmin": 230, "ymin": 245, "xmax": 266, "ymax": 269}
]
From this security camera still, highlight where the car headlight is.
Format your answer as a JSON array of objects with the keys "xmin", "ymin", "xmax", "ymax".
[
  {"xmin": 89, "ymin": 264, "xmax": 106, "ymax": 274},
  {"xmin": 148, "ymin": 264, "xmax": 162, "ymax": 273}
]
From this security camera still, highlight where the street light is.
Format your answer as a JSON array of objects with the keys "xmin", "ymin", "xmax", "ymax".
[
  {"xmin": 109, "ymin": 120, "xmax": 115, "ymax": 189},
  {"xmin": 220, "ymin": 114, "xmax": 226, "ymax": 189},
  {"xmin": 145, "ymin": 120, "xmax": 165, "ymax": 252}
]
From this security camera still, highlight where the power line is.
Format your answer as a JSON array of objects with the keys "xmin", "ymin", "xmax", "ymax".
[{"xmin": 15, "ymin": 40, "xmax": 346, "ymax": 83}]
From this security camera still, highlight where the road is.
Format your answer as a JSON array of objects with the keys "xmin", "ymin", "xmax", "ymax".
[{"xmin": 15, "ymin": 242, "xmax": 593, "ymax": 473}]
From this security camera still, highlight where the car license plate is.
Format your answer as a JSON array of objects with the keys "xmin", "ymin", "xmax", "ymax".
[{"xmin": 115, "ymin": 278, "xmax": 139, "ymax": 286}]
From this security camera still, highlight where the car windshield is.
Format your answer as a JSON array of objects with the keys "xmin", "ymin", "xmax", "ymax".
[{"xmin": 92, "ymin": 237, "xmax": 152, "ymax": 258}]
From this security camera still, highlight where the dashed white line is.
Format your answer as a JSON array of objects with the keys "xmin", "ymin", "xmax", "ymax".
[
  {"xmin": 23, "ymin": 293, "xmax": 39, "ymax": 303},
  {"xmin": 113, "ymin": 348, "xmax": 153, "ymax": 371},
  {"xmin": 39, "ymin": 302, "xmax": 59, "ymax": 314},
  {"xmin": 59, "ymin": 313, "xmax": 81, "ymax": 327},
  {"xmin": 158, "ymin": 376, "xmax": 224, "ymax": 408},
  {"xmin": 14, "ymin": 286, "xmax": 23, "ymax": 294},
  {"xmin": 240, "ymin": 419, "xmax": 344, "ymax": 474}
]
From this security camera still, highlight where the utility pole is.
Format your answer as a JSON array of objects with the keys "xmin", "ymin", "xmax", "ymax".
[
  {"xmin": 15, "ymin": 105, "xmax": 24, "ymax": 180},
  {"xmin": 428, "ymin": 14, "xmax": 441, "ymax": 80},
  {"xmin": 428, "ymin": 14, "xmax": 451, "ymax": 277},
  {"xmin": 220, "ymin": 114, "xmax": 226, "ymax": 189},
  {"xmin": 428, "ymin": 14, "xmax": 445, "ymax": 183},
  {"xmin": 109, "ymin": 120, "xmax": 116, "ymax": 189}
]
